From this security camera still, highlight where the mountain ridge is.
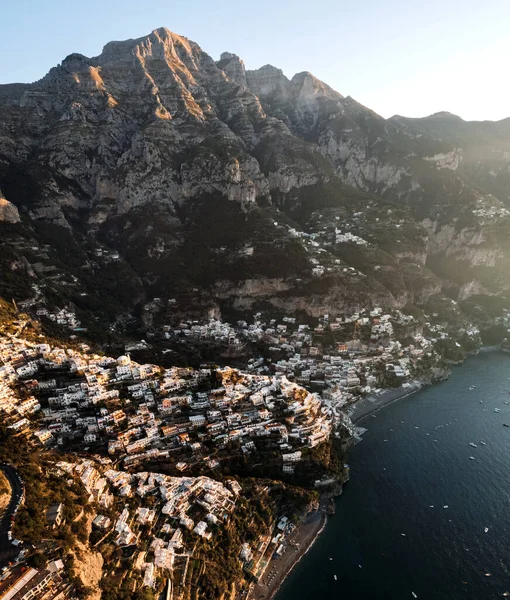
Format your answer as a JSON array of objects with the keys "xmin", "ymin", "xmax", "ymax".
[{"xmin": 1, "ymin": 27, "xmax": 510, "ymax": 339}]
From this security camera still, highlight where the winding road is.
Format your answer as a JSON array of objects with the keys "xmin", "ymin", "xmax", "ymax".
[{"xmin": 0, "ymin": 464, "xmax": 23, "ymax": 564}]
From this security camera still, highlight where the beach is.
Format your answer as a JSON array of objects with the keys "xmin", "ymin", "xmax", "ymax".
[
  {"xmin": 247, "ymin": 511, "xmax": 326, "ymax": 600},
  {"xmin": 275, "ymin": 351, "xmax": 510, "ymax": 600},
  {"xmin": 348, "ymin": 382, "xmax": 422, "ymax": 423},
  {"xmin": 248, "ymin": 382, "xmax": 425, "ymax": 599}
]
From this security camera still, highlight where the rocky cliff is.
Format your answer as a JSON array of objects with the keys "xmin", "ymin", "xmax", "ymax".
[{"xmin": 0, "ymin": 27, "xmax": 509, "ymax": 332}]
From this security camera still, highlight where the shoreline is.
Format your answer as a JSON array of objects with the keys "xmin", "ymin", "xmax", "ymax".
[
  {"xmin": 348, "ymin": 381, "xmax": 424, "ymax": 424},
  {"xmin": 247, "ymin": 511, "xmax": 327, "ymax": 600},
  {"xmin": 263, "ymin": 348, "xmax": 507, "ymax": 599},
  {"xmin": 260, "ymin": 382, "xmax": 431, "ymax": 600}
]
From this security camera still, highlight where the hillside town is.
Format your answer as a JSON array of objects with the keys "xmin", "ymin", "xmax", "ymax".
[
  {"xmin": 0, "ymin": 295, "xmax": 506, "ymax": 599},
  {"xmin": 0, "ymin": 334, "xmax": 333, "ymax": 479}
]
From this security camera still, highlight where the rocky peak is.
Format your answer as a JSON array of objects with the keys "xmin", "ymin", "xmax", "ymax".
[
  {"xmin": 291, "ymin": 71, "xmax": 343, "ymax": 100},
  {"xmin": 93, "ymin": 27, "xmax": 213, "ymax": 84},
  {"xmin": 246, "ymin": 64, "xmax": 291, "ymax": 99},
  {"xmin": 216, "ymin": 52, "xmax": 247, "ymax": 88},
  {"xmin": 427, "ymin": 111, "xmax": 463, "ymax": 120}
]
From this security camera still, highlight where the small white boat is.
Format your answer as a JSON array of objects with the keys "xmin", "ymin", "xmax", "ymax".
[
  {"xmin": 443, "ymin": 505, "xmax": 449, "ymax": 509},
  {"xmin": 469, "ymin": 442, "xmax": 477, "ymax": 448},
  {"xmin": 334, "ymin": 575, "xmax": 337, "ymax": 581},
  {"xmin": 480, "ymin": 441, "xmax": 486, "ymax": 446},
  {"xmin": 494, "ymin": 408, "xmax": 501, "ymax": 413},
  {"xmin": 429, "ymin": 505, "xmax": 434, "ymax": 508},
  {"xmin": 401, "ymin": 533, "xmax": 406, "ymax": 537},
  {"xmin": 469, "ymin": 456, "xmax": 475, "ymax": 460},
  {"xmin": 484, "ymin": 527, "xmax": 489, "ymax": 533},
  {"xmin": 412, "ymin": 592, "xmax": 418, "ymax": 598}
]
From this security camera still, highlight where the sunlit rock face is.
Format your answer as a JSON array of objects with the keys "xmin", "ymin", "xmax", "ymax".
[
  {"xmin": 0, "ymin": 194, "xmax": 19, "ymax": 223},
  {"xmin": 1, "ymin": 27, "xmax": 510, "ymax": 322}
]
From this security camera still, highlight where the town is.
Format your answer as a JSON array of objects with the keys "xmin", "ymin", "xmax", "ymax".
[{"xmin": 0, "ymin": 292, "xmax": 504, "ymax": 599}]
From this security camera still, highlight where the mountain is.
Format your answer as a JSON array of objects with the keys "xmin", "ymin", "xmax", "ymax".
[{"xmin": 1, "ymin": 27, "xmax": 510, "ymax": 336}]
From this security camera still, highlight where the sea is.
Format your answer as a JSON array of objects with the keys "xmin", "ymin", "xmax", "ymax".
[{"xmin": 277, "ymin": 351, "xmax": 510, "ymax": 600}]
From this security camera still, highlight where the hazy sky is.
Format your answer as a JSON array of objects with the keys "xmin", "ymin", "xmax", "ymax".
[{"xmin": 1, "ymin": 0, "xmax": 509, "ymax": 121}]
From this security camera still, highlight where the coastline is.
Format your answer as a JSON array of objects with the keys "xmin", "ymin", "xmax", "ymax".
[
  {"xmin": 262, "ymin": 381, "xmax": 431, "ymax": 599},
  {"xmin": 348, "ymin": 381, "xmax": 424, "ymax": 424},
  {"xmin": 248, "ymin": 511, "xmax": 327, "ymax": 600},
  {"xmin": 267, "ymin": 348, "xmax": 506, "ymax": 598}
]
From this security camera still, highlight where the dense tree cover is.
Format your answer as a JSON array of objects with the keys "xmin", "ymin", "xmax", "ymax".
[
  {"xmin": 194, "ymin": 483, "xmax": 276, "ymax": 599},
  {"xmin": 0, "ymin": 427, "xmax": 88, "ymax": 545},
  {"xmin": 434, "ymin": 338, "xmax": 466, "ymax": 363},
  {"xmin": 100, "ymin": 575, "xmax": 156, "ymax": 600},
  {"xmin": 480, "ymin": 324, "xmax": 508, "ymax": 346}
]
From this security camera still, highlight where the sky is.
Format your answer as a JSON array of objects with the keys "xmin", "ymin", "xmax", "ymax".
[{"xmin": 1, "ymin": 0, "xmax": 510, "ymax": 121}]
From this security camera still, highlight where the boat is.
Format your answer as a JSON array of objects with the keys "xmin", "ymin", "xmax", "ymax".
[
  {"xmin": 484, "ymin": 527, "xmax": 489, "ymax": 533},
  {"xmin": 504, "ymin": 424, "xmax": 510, "ymax": 428},
  {"xmin": 494, "ymin": 408, "xmax": 501, "ymax": 413},
  {"xmin": 469, "ymin": 456, "xmax": 475, "ymax": 460},
  {"xmin": 412, "ymin": 593, "xmax": 418, "ymax": 598},
  {"xmin": 480, "ymin": 441, "xmax": 486, "ymax": 445},
  {"xmin": 469, "ymin": 443, "xmax": 477, "ymax": 448},
  {"xmin": 334, "ymin": 575, "xmax": 337, "ymax": 581},
  {"xmin": 443, "ymin": 505, "xmax": 449, "ymax": 509}
]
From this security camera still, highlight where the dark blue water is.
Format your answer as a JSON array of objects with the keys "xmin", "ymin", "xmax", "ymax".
[{"xmin": 277, "ymin": 352, "xmax": 510, "ymax": 600}]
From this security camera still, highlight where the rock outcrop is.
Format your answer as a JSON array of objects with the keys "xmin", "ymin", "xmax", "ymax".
[{"xmin": 0, "ymin": 193, "xmax": 19, "ymax": 223}]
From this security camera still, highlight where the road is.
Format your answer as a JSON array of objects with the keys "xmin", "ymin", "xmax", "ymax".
[{"xmin": 0, "ymin": 464, "xmax": 23, "ymax": 565}]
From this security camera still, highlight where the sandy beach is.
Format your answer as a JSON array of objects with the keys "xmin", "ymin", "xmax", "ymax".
[
  {"xmin": 245, "ymin": 383, "xmax": 423, "ymax": 600},
  {"xmin": 247, "ymin": 511, "xmax": 326, "ymax": 600},
  {"xmin": 348, "ymin": 382, "xmax": 422, "ymax": 423}
]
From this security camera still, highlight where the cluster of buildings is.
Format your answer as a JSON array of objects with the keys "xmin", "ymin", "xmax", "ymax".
[
  {"xmin": 159, "ymin": 307, "xmax": 438, "ymax": 427},
  {"xmin": 54, "ymin": 458, "xmax": 241, "ymax": 590},
  {"xmin": 163, "ymin": 318, "xmax": 242, "ymax": 346},
  {"xmin": 17, "ymin": 295, "xmax": 82, "ymax": 331},
  {"xmin": 0, "ymin": 561, "xmax": 65, "ymax": 600},
  {"xmin": 0, "ymin": 333, "xmax": 332, "ymax": 476},
  {"xmin": 239, "ymin": 516, "xmax": 295, "ymax": 582}
]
